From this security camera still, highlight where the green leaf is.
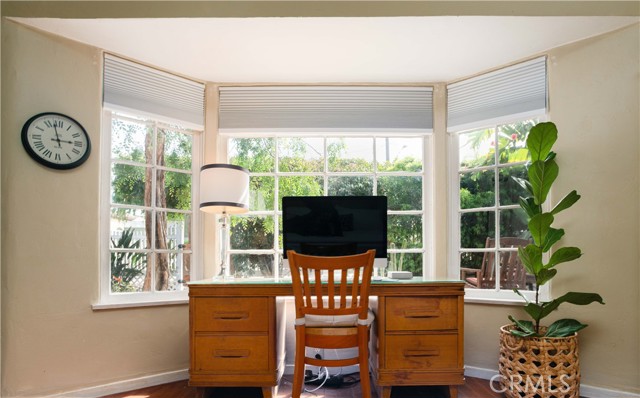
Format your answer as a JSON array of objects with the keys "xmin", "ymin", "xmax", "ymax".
[
  {"xmin": 542, "ymin": 228, "xmax": 565, "ymax": 252},
  {"xmin": 508, "ymin": 315, "xmax": 538, "ymax": 337},
  {"xmin": 545, "ymin": 319, "xmax": 588, "ymax": 337},
  {"xmin": 536, "ymin": 268, "xmax": 557, "ymax": 286},
  {"xmin": 536, "ymin": 292, "xmax": 605, "ymax": 323},
  {"xmin": 513, "ymin": 288, "xmax": 531, "ymax": 304},
  {"xmin": 518, "ymin": 245, "xmax": 543, "ymax": 274},
  {"xmin": 551, "ymin": 190, "xmax": 581, "ymax": 215},
  {"xmin": 527, "ymin": 122, "xmax": 558, "ymax": 162},
  {"xmin": 528, "ymin": 158, "xmax": 559, "ymax": 205},
  {"xmin": 548, "ymin": 247, "xmax": 582, "ymax": 268},
  {"xmin": 529, "ymin": 213, "xmax": 554, "ymax": 247},
  {"xmin": 519, "ymin": 196, "xmax": 542, "ymax": 218},
  {"xmin": 523, "ymin": 303, "xmax": 545, "ymax": 323},
  {"xmin": 512, "ymin": 176, "xmax": 535, "ymax": 197}
]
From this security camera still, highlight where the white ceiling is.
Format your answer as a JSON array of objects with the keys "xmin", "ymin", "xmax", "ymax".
[{"xmin": 15, "ymin": 16, "xmax": 639, "ymax": 83}]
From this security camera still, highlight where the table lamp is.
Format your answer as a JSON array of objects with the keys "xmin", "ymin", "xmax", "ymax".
[{"xmin": 200, "ymin": 164, "xmax": 250, "ymax": 279}]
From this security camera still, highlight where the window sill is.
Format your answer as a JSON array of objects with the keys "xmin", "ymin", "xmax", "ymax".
[
  {"xmin": 462, "ymin": 287, "xmax": 546, "ymax": 305},
  {"xmin": 92, "ymin": 298, "xmax": 188, "ymax": 311},
  {"xmin": 464, "ymin": 296, "xmax": 528, "ymax": 306}
]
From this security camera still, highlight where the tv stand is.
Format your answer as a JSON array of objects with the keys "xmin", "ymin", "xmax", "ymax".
[{"xmin": 188, "ymin": 278, "xmax": 464, "ymax": 397}]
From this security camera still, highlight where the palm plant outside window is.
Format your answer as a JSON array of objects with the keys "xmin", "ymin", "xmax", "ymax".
[{"xmin": 226, "ymin": 136, "xmax": 428, "ymax": 279}]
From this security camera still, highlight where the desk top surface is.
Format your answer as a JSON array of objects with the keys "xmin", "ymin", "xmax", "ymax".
[
  {"xmin": 188, "ymin": 277, "xmax": 465, "ymax": 297},
  {"xmin": 189, "ymin": 277, "xmax": 462, "ymax": 286}
]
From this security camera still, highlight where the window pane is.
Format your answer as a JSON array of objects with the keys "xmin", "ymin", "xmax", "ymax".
[
  {"xmin": 154, "ymin": 252, "xmax": 177, "ymax": 291},
  {"xmin": 278, "ymin": 217, "xmax": 283, "ymax": 250},
  {"xmin": 460, "ymin": 251, "xmax": 484, "ymax": 274},
  {"xmin": 460, "ymin": 170, "xmax": 495, "ymax": 209},
  {"xmin": 231, "ymin": 254, "xmax": 274, "ymax": 278},
  {"xmin": 111, "ymin": 164, "xmax": 148, "ymax": 206},
  {"xmin": 156, "ymin": 252, "xmax": 189, "ymax": 291},
  {"xmin": 278, "ymin": 137, "xmax": 324, "ymax": 172},
  {"xmin": 499, "ymin": 165, "xmax": 527, "ymax": 206},
  {"xmin": 459, "ymin": 128, "xmax": 495, "ymax": 169},
  {"xmin": 460, "ymin": 211, "xmax": 495, "ymax": 249},
  {"xmin": 160, "ymin": 128, "xmax": 192, "ymax": 170},
  {"xmin": 111, "ymin": 253, "xmax": 148, "ymax": 293},
  {"xmin": 230, "ymin": 216, "xmax": 275, "ymax": 250},
  {"xmin": 110, "ymin": 208, "xmax": 148, "ymax": 249},
  {"xmin": 229, "ymin": 138, "xmax": 275, "ymax": 172},
  {"xmin": 157, "ymin": 170, "xmax": 192, "ymax": 210},
  {"xmin": 376, "ymin": 137, "xmax": 423, "ymax": 172},
  {"xmin": 250, "ymin": 176, "xmax": 275, "ymax": 211},
  {"xmin": 327, "ymin": 137, "xmax": 373, "ymax": 172},
  {"xmin": 460, "ymin": 252, "xmax": 496, "ymax": 289},
  {"xmin": 156, "ymin": 212, "xmax": 192, "ymax": 250},
  {"xmin": 278, "ymin": 176, "xmax": 323, "ymax": 208},
  {"xmin": 499, "ymin": 209, "xmax": 529, "ymax": 241},
  {"xmin": 111, "ymin": 117, "xmax": 149, "ymax": 163},
  {"xmin": 388, "ymin": 215, "xmax": 422, "ymax": 249},
  {"xmin": 328, "ymin": 176, "xmax": 373, "ymax": 196},
  {"xmin": 498, "ymin": 120, "xmax": 536, "ymax": 165},
  {"xmin": 496, "ymin": 250, "xmax": 534, "ymax": 291},
  {"xmin": 388, "ymin": 252, "xmax": 423, "ymax": 277},
  {"xmin": 378, "ymin": 176, "xmax": 422, "ymax": 210}
]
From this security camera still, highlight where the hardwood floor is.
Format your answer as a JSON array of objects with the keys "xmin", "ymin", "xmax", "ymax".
[{"xmin": 101, "ymin": 376, "xmax": 504, "ymax": 398}]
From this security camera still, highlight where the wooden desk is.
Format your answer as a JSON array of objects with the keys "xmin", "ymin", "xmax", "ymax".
[{"xmin": 188, "ymin": 278, "xmax": 464, "ymax": 398}]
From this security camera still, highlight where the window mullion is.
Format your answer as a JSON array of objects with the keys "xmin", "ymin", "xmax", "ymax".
[
  {"xmin": 493, "ymin": 127, "xmax": 501, "ymax": 292},
  {"xmin": 149, "ymin": 121, "xmax": 158, "ymax": 292}
]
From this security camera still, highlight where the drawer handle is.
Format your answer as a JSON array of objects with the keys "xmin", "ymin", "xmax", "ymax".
[
  {"xmin": 403, "ymin": 349, "xmax": 440, "ymax": 357},
  {"xmin": 214, "ymin": 349, "xmax": 250, "ymax": 359},
  {"xmin": 213, "ymin": 311, "xmax": 249, "ymax": 320},
  {"xmin": 403, "ymin": 309, "xmax": 441, "ymax": 318}
]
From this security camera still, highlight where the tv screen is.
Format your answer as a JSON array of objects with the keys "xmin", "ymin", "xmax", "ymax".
[{"xmin": 282, "ymin": 196, "xmax": 387, "ymax": 263}]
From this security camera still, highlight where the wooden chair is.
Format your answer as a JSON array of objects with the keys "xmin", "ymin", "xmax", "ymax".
[
  {"xmin": 460, "ymin": 237, "xmax": 531, "ymax": 289},
  {"xmin": 287, "ymin": 249, "xmax": 376, "ymax": 398}
]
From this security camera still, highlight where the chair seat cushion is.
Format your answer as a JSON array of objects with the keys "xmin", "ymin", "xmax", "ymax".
[{"xmin": 296, "ymin": 309, "xmax": 375, "ymax": 327}]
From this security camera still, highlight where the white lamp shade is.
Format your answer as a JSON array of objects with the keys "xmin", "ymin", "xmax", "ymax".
[{"xmin": 200, "ymin": 164, "xmax": 250, "ymax": 214}]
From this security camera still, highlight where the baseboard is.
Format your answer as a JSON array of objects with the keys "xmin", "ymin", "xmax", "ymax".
[
  {"xmin": 464, "ymin": 366, "xmax": 640, "ymax": 398},
  {"xmin": 49, "ymin": 369, "xmax": 189, "ymax": 398},
  {"xmin": 44, "ymin": 365, "xmax": 639, "ymax": 398}
]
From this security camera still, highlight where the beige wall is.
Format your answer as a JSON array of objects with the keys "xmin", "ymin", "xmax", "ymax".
[
  {"xmin": 1, "ymin": 11, "xmax": 639, "ymax": 398},
  {"xmin": 1, "ymin": 21, "xmax": 190, "ymax": 396},
  {"xmin": 463, "ymin": 23, "xmax": 640, "ymax": 393}
]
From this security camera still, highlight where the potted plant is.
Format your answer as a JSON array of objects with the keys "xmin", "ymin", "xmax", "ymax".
[{"xmin": 498, "ymin": 121, "xmax": 605, "ymax": 398}]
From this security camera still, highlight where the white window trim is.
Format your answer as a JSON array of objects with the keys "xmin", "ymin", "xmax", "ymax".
[
  {"xmin": 447, "ymin": 118, "xmax": 550, "ymax": 304},
  {"xmin": 95, "ymin": 109, "xmax": 203, "ymax": 309},
  {"xmin": 222, "ymin": 133, "xmax": 434, "ymax": 279}
]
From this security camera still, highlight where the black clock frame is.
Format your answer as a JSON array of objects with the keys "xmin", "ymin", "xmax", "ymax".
[{"xmin": 21, "ymin": 112, "xmax": 91, "ymax": 170}]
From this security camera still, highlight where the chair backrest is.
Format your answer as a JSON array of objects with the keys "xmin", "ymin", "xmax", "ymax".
[
  {"xmin": 478, "ymin": 237, "xmax": 530, "ymax": 289},
  {"xmin": 287, "ymin": 250, "xmax": 375, "ymax": 322}
]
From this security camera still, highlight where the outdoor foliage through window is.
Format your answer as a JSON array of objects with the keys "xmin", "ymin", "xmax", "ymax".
[
  {"xmin": 457, "ymin": 119, "xmax": 538, "ymax": 291},
  {"xmin": 108, "ymin": 112, "xmax": 197, "ymax": 294},
  {"xmin": 227, "ymin": 136, "xmax": 426, "ymax": 278}
]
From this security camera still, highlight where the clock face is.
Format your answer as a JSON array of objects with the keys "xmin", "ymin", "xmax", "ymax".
[{"xmin": 21, "ymin": 112, "xmax": 91, "ymax": 170}]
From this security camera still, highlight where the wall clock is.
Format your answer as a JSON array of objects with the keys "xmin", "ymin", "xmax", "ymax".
[{"xmin": 21, "ymin": 112, "xmax": 91, "ymax": 170}]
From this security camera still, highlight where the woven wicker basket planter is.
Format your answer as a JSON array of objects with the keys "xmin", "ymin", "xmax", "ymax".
[{"xmin": 498, "ymin": 324, "xmax": 580, "ymax": 398}]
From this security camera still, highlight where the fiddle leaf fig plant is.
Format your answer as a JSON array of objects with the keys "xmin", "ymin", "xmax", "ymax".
[{"xmin": 510, "ymin": 121, "xmax": 604, "ymax": 338}]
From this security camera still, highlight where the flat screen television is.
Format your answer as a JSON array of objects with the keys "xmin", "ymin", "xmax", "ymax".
[{"xmin": 282, "ymin": 195, "xmax": 388, "ymax": 269}]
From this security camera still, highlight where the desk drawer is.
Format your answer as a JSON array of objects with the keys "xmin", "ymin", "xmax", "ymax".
[
  {"xmin": 194, "ymin": 335, "xmax": 269, "ymax": 372},
  {"xmin": 386, "ymin": 297, "xmax": 457, "ymax": 331},
  {"xmin": 385, "ymin": 334, "xmax": 458, "ymax": 370},
  {"xmin": 193, "ymin": 297, "xmax": 269, "ymax": 332}
]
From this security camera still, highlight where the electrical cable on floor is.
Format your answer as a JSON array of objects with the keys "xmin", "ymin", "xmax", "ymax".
[{"xmin": 303, "ymin": 366, "xmax": 330, "ymax": 392}]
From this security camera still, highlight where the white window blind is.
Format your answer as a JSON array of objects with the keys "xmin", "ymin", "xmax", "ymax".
[
  {"xmin": 218, "ymin": 86, "xmax": 433, "ymax": 133},
  {"xmin": 447, "ymin": 57, "xmax": 547, "ymax": 132},
  {"xmin": 103, "ymin": 54, "xmax": 205, "ymax": 127}
]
